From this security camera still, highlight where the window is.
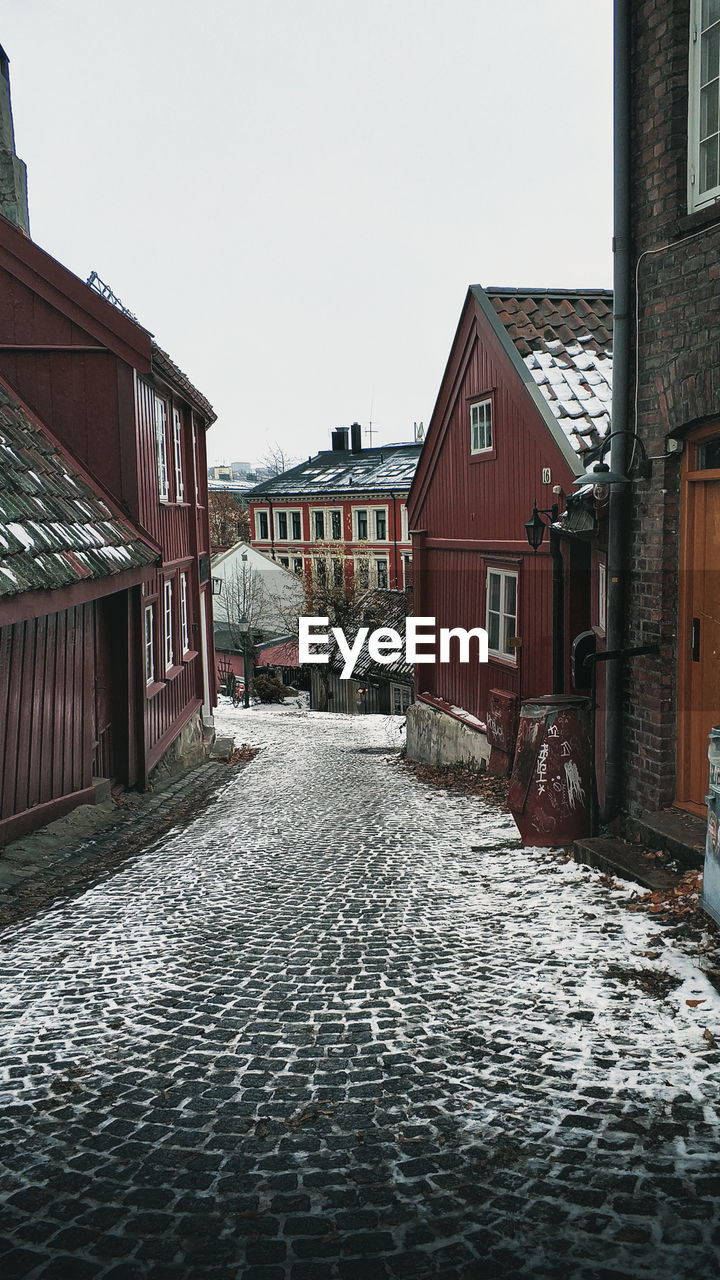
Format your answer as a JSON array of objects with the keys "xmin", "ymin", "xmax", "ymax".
[
  {"xmin": 293, "ymin": 557, "xmax": 304, "ymax": 575},
  {"xmin": 144, "ymin": 604, "xmax": 155, "ymax": 685},
  {"xmin": 697, "ymin": 435, "xmax": 720, "ymax": 468},
  {"xmin": 291, "ymin": 511, "xmax": 302, "ymax": 540},
  {"xmin": 598, "ymin": 561, "xmax": 607, "ymax": 635},
  {"xmin": 355, "ymin": 557, "xmax": 370, "ymax": 589},
  {"xmin": 173, "ymin": 409, "xmax": 184, "ymax": 502},
  {"xmin": 355, "ymin": 509, "xmax": 368, "ymax": 540},
  {"xmin": 486, "ymin": 567, "xmax": 517, "ymax": 663},
  {"xmin": 470, "ymin": 399, "xmax": 493, "ymax": 454},
  {"xmin": 180, "ymin": 573, "xmax": 190, "ymax": 653},
  {"xmin": 330, "ymin": 510, "xmax": 342, "ymax": 539},
  {"xmin": 163, "ymin": 580, "xmax": 174, "ymax": 671},
  {"xmin": 374, "ymin": 557, "xmax": 389, "ymax": 589},
  {"xmin": 333, "ymin": 557, "xmax": 343, "ymax": 587},
  {"xmin": 155, "ymin": 397, "xmax": 169, "ymax": 500},
  {"xmin": 191, "ymin": 418, "xmax": 200, "ymax": 502},
  {"xmin": 374, "ymin": 509, "xmax": 387, "ymax": 540},
  {"xmin": 400, "ymin": 504, "xmax": 409, "ymax": 542},
  {"xmin": 313, "ymin": 510, "xmax": 325, "ymax": 540},
  {"xmin": 689, "ymin": 0, "xmax": 720, "ymax": 211},
  {"xmin": 402, "ymin": 553, "xmax": 412, "ymax": 589},
  {"xmin": 277, "ymin": 511, "xmax": 288, "ymax": 540},
  {"xmin": 278, "ymin": 555, "xmax": 290, "ymax": 569},
  {"xmin": 315, "ymin": 559, "xmax": 328, "ymax": 585},
  {"xmin": 256, "ymin": 510, "xmax": 269, "ymax": 540},
  {"xmin": 391, "ymin": 683, "xmax": 413, "ymax": 715}
]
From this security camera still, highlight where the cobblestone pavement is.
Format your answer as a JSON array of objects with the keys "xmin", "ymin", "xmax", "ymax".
[{"xmin": 2, "ymin": 704, "xmax": 720, "ymax": 1280}]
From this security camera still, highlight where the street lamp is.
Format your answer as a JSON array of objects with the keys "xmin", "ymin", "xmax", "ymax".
[
  {"xmin": 573, "ymin": 430, "xmax": 652, "ymax": 489},
  {"xmin": 237, "ymin": 613, "xmax": 251, "ymax": 709},
  {"xmin": 524, "ymin": 501, "xmax": 563, "ymax": 693}
]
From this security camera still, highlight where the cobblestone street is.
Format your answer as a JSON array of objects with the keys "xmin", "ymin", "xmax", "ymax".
[{"xmin": 1, "ymin": 704, "xmax": 720, "ymax": 1280}]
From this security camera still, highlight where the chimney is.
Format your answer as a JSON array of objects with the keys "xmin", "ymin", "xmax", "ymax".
[
  {"xmin": 331, "ymin": 427, "xmax": 349, "ymax": 451},
  {"xmin": 0, "ymin": 47, "xmax": 29, "ymax": 234},
  {"xmin": 350, "ymin": 422, "xmax": 363, "ymax": 454}
]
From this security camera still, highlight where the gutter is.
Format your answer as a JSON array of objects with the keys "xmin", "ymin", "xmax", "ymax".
[{"xmin": 602, "ymin": 0, "xmax": 631, "ymax": 823}]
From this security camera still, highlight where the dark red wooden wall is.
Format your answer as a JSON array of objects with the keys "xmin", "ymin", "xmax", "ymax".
[{"xmin": 409, "ymin": 294, "xmax": 586, "ymax": 725}]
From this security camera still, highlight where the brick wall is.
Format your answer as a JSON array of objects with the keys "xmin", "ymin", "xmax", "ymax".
[{"xmin": 625, "ymin": 1, "xmax": 720, "ymax": 810}]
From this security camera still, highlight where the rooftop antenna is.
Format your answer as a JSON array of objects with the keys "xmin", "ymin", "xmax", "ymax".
[{"xmin": 367, "ymin": 392, "xmax": 376, "ymax": 447}]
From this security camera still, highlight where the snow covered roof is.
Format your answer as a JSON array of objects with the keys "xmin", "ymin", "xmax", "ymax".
[
  {"xmin": 248, "ymin": 443, "xmax": 423, "ymax": 498},
  {"xmin": 328, "ymin": 588, "xmax": 413, "ymax": 683},
  {"xmin": 0, "ymin": 384, "xmax": 157, "ymax": 600},
  {"xmin": 482, "ymin": 288, "xmax": 613, "ymax": 456}
]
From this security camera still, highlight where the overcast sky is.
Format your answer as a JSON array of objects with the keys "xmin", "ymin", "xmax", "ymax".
[{"xmin": 4, "ymin": 1, "xmax": 613, "ymax": 466}]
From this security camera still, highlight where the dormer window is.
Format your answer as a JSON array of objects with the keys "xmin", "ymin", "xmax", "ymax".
[{"xmin": 470, "ymin": 398, "xmax": 492, "ymax": 454}]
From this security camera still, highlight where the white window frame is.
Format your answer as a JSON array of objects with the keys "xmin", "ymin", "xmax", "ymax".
[
  {"xmin": 329, "ymin": 508, "xmax": 343, "ymax": 540},
  {"xmin": 470, "ymin": 398, "xmax": 493, "ymax": 455},
  {"xmin": 255, "ymin": 508, "xmax": 270, "ymax": 540},
  {"xmin": 373, "ymin": 506, "xmax": 388, "ymax": 541},
  {"xmin": 293, "ymin": 556, "xmax": 304, "ymax": 576},
  {"xmin": 311, "ymin": 508, "xmax": 326, "ymax": 541},
  {"xmin": 275, "ymin": 508, "xmax": 302, "ymax": 542},
  {"xmin": 163, "ymin": 579, "xmax": 174, "ymax": 671},
  {"xmin": 172, "ymin": 408, "xmax": 184, "ymax": 502},
  {"xmin": 290, "ymin": 510, "xmax": 302, "ymax": 541},
  {"xmin": 402, "ymin": 552, "xmax": 412, "ymax": 589},
  {"xmin": 278, "ymin": 555, "xmax": 290, "ymax": 569},
  {"xmin": 400, "ymin": 504, "xmax": 409, "ymax": 542},
  {"xmin": 353, "ymin": 507, "xmax": 369, "ymax": 541},
  {"xmin": 598, "ymin": 561, "xmax": 607, "ymax": 635},
  {"xmin": 374, "ymin": 556, "xmax": 389, "ymax": 589},
  {"xmin": 689, "ymin": 0, "xmax": 720, "ymax": 212},
  {"xmin": 144, "ymin": 603, "xmax": 155, "ymax": 685},
  {"xmin": 486, "ymin": 567, "xmax": 518, "ymax": 665},
  {"xmin": 180, "ymin": 572, "xmax": 190, "ymax": 653},
  {"xmin": 354, "ymin": 556, "xmax": 370, "ymax": 589},
  {"xmin": 155, "ymin": 396, "xmax": 169, "ymax": 501}
]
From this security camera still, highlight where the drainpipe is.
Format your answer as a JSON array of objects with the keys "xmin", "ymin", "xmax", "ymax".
[
  {"xmin": 602, "ymin": 0, "xmax": 631, "ymax": 823},
  {"xmin": 549, "ymin": 525, "xmax": 564, "ymax": 694}
]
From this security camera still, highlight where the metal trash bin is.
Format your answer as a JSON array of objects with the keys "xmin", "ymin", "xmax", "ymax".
[
  {"xmin": 702, "ymin": 726, "xmax": 720, "ymax": 927},
  {"xmin": 508, "ymin": 694, "xmax": 592, "ymax": 846}
]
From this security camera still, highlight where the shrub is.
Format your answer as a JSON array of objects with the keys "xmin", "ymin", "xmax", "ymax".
[{"xmin": 253, "ymin": 673, "xmax": 288, "ymax": 703}]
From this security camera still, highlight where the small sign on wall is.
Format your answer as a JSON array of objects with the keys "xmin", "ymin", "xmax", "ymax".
[{"xmin": 542, "ymin": 467, "xmax": 552, "ymax": 485}]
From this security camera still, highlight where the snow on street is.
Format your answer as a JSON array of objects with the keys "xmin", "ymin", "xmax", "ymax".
[{"xmin": 1, "ymin": 703, "xmax": 719, "ymax": 1279}]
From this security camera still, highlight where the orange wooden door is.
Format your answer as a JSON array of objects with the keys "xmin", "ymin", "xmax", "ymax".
[{"xmin": 678, "ymin": 455, "xmax": 720, "ymax": 810}]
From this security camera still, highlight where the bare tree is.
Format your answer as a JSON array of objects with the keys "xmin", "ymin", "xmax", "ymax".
[
  {"xmin": 261, "ymin": 443, "xmax": 299, "ymax": 477},
  {"xmin": 208, "ymin": 491, "xmax": 250, "ymax": 552},
  {"xmin": 276, "ymin": 546, "xmax": 371, "ymax": 711}
]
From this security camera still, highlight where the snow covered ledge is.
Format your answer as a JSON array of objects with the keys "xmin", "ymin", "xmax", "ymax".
[{"xmin": 406, "ymin": 694, "xmax": 489, "ymax": 770}]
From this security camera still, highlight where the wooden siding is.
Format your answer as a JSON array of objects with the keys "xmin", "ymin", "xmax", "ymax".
[
  {"xmin": 0, "ymin": 604, "xmax": 94, "ymax": 838},
  {"xmin": 409, "ymin": 293, "xmax": 589, "ymax": 725}
]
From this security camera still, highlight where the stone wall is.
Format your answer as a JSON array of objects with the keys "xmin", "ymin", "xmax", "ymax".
[
  {"xmin": 148, "ymin": 709, "xmax": 208, "ymax": 792},
  {"xmin": 406, "ymin": 700, "xmax": 489, "ymax": 770}
]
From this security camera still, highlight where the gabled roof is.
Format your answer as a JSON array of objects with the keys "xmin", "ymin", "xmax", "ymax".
[
  {"xmin": 248, "ymin": 443, "xmax": 423, "ymax": 498},
  {"xmin": 0, "ymin": 382, "xmax": 157, "ymax": 600},
  {"xmin": 477, "ymin": 286, "xmax": 613, "ymax": 458},
  {"xmin": 150, "ymin": 343, "xmax": 215, "ymax": 423}
]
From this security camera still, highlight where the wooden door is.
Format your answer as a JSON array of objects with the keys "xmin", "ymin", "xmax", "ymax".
[{"xmin": 678, "ymin": 434, "xmax": 720, "ymax": 811}]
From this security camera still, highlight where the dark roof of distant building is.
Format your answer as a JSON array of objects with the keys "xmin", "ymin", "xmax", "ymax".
[
  {"xmin": 476, "ymin": 286, "xmax": 613, "ymax": 456},
  {"xmin": 0, "ymin": 383, "xmax": 157, "ymax": 600},
  {"xmin": 248, "ymin": 442, "xmax": 423, "ymax": 498}
]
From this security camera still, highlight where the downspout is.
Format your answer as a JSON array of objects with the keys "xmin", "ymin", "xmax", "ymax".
[
  {"xmin": 602, "ymin": 0, "xmax": 631, "ymax": 823},
  {"xmin": 549, "ymin": 521, "xmax": 564, "ymax": 694}
]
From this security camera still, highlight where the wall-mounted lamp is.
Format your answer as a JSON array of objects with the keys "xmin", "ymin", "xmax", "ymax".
[
  {"xmin": 524, "ymin": 502, "xmax": 559, "ymax": 553},
  {"xmin": 211, "ymin": 577, "xmax": 223, "ymax": 596},
  {"xmin": 574, "ymin": 430, "xmax": 652, "ymax": 488}
]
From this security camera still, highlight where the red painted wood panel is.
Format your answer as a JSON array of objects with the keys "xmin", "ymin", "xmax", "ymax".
[
  {"xmin": 0, "ymin": 604, "xmax": 94, "ymax": 825},
  {"xmin": 408, "ymin": 292, "xmax": 587, "ymax": 723}
]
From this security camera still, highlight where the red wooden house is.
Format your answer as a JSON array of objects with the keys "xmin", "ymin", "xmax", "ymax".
[
  {"xmin": 406, "ymin": 286, "xmax": 612, "ymax": 768},
  {"xmin": 0, "ymin": 61, "xmax": 217, "ymax": 841}
]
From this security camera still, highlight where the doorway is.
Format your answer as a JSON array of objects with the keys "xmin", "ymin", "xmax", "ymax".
[{"xmin": 677, "ymin": 429, "xmax": 720, "ymax": 812}]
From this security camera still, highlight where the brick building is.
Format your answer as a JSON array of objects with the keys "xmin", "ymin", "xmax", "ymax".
[{"xmin": 612, "ymin": 0, "xmax": 720, "ymax": 818}]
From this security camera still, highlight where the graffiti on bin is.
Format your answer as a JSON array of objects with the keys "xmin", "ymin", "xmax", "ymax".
[{"xmin": 709, "ymin": 809, "xmax": 719, "ymax": 859}]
